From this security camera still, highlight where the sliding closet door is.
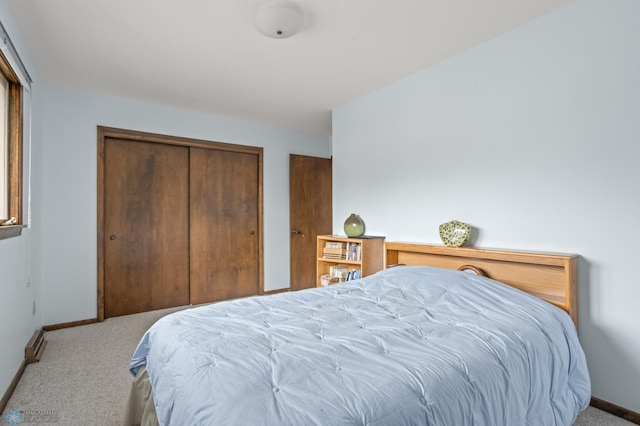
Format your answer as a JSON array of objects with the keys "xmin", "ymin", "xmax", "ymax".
[
  {"xmin": 190, "ymin": 148, "xmax": 260, "ymax": 304},
  {"xmin": 103, "ymin": 138, "xmax": 190, "ymax": 317}
]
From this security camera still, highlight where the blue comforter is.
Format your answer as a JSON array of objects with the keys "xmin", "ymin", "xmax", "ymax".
[{"xmin": 130, "ymin": 266, "xmax": 590, "ymax": 425}]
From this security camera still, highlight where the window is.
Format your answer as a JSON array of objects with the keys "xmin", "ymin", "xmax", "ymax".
[
  {"xmin": 0, "ymin": 48, "xmax": 23, "ymax": 240},
  {"xmin": 0, "ymin": 71, "xmax": 7, "ymax": 218}
]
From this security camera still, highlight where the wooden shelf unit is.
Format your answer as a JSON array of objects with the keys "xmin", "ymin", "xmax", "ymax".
[{"xmin": 316, "ymin": 235, "xmax": 385, "ymax": 287}]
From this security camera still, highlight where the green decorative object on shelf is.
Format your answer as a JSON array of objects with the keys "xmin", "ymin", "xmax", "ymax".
[
  {"xmin": 439, "ymin": 220, "xmax": 471, "ymax": 247},
  {"xmin": 344, "ymin": 213, "xmax": 365, "ymax": 237}
]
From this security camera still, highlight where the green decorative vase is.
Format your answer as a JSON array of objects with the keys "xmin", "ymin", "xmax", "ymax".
[{"xmin": 344, "ymin": 213, "xmax": 365, "ymax": 237}]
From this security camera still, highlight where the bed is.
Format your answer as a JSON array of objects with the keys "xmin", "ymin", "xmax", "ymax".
[{"xmin": 125, "ymin": 242, "xmax": 590, "ymax": 425}]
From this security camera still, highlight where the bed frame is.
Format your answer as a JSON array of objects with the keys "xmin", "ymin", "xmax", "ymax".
[{"xmin": 384, "ymin": 242, "xmax": 579, "ymax": 327}]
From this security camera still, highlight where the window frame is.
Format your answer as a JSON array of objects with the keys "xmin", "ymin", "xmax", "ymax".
[{"xmin": 0, "ymin": 49, "xmax": 23, "ymax": 241}]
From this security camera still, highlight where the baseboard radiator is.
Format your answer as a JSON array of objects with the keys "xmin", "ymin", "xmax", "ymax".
[
  {"xmin": 25, "ymin": 329, "xmax": 47, "ymax": 364},
  {"xmin": 0, "ymin": 329, "xmax": 47, "ymax": 414}
]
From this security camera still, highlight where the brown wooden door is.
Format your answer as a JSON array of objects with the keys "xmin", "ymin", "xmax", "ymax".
[
  {"xmin": 103, "ymin": 138, "xmax": 190, "ymax": 317},
  {"xmin": 289, "ymin": 154, "xmax": 332, "ymax": 291},
  {"xmin": 190, "ymin": 148, "xmax": 261, "ymax": 304}
]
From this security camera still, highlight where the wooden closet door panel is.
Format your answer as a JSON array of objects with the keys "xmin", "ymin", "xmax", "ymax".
[
  {"xmin": 104, "ymin": 138, "xmax": 190, "ymax": 317},
  {"xmin": 190, "ymin": 148, "xmax": 259, "ymax": 304}
]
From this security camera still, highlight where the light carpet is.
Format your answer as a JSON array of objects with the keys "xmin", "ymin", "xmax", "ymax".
[{"xmin": 2, "ymin": 307, "xmax": 634, "ymax": 425}]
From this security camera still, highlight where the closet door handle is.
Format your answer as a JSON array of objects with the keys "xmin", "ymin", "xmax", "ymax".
[{"xmin": 109, "ymin": 235, "xmax": 117, "ymax": 240}]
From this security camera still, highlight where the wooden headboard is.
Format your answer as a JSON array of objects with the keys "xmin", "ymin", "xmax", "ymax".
[{"xmin": 384, "ymin": 242, "xmax": 579, "ymax": 327}]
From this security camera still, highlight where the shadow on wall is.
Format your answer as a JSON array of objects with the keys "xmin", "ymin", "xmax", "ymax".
[{"xmin": 578, "ymin": 257, "xmax": 640, "ymax": 414}]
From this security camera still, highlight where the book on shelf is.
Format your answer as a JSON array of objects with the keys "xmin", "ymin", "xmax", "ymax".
[
  {"xmin": 323, "ymin": 242, "xmax": 362, "ymax": 261},
  {"xmin": 324, "ymin": 242, "xmax": 344, "ymax": 249},
  {"xmin": 323, "ymin": 248, "xmax": 346, "ymax": 259},
  {"xmin": 344, "ymin": 242, "xmax": 362, "ymax": 261},
  {"xmin": 320, "ymin": 274, "xmax": 340, "ymax": 286},
  {"xmin": 322, "ymin": 267, "xmax": 361, "ymax": 285},
  {"xmin": 344, "ymin": 269, "xmax": 361, "ymax": 282},
  {"xmin": 323, "ymin": 242, "xmax": 346, "ymax": 259},
  {"xmin": 329, "ymin": 265, "xmax": 348, "ymax": 277}
]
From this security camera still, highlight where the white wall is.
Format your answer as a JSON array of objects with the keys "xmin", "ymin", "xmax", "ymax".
[
  {"xmin": 39, "ymin": 85, "xmax": 330, "ymax": 325},
  {"xmin": 0, "ymin": 0, "xmax": 43, "ymax": 402},
  {"xmin": 333, "ymin": 0, "xmax": 639, "ymax": 413}
]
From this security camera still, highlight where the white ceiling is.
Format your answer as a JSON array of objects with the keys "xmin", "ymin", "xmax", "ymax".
[{"xmin": 7, "ymin": 0, "xmax": 574, "ymax": 136}]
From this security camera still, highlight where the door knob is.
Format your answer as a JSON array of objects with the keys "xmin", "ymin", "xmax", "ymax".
[
  {"xmin": 109, "ymin": 235, "xmax": 117, "ymax": 240},
  {"xmin": 291, "ymin": 229, "xmax": 301, "ymax": 234}
]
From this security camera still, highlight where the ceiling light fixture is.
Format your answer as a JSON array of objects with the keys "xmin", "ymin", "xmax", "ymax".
[{"xmin": 254, "ymin": 3, "xmax": 304, "ymax": 39}]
